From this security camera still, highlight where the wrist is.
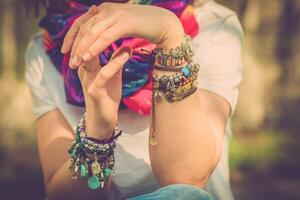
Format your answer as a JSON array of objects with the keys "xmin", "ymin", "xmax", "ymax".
[
  {"xmin": 157, "ymin": 33, "xmax": 184, "ymax": 50},
  {"xmin": 85, "ymin": 111, "xmax": 117, "ymax": 140},
  {"xmin": 156, "ymin": 16, "xmax": 185, "ymax": 50}
]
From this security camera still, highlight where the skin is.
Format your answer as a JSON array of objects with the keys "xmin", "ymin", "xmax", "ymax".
[{"xmin": 36, "ymin": 2, "xmax": 230, "ymax": 199}]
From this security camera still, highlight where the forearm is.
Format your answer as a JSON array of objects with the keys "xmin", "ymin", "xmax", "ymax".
[
  {"xmin": 47, "ymin": 160, "xmax": 108, "ymax": 200},
  {"xmin": 149, "ymin": 89, "xmax": 222, "ymax": 187},
  {"xmin": 149, "ymin": 40, "xmax": 227, "ymax": 188},
  {"xmin": 36, "ymin": 110, "xmax": 112, "ymax": 200}
]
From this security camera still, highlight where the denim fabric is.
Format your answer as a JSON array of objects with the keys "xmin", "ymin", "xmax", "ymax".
[{"xmin": 128, "ymin": 184, "xmax": 214, "ymax": 200}]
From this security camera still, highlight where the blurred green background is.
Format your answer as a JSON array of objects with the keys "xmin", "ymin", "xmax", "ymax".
[{"xmin": 0, "ymin": 0, "xmax": 299, "ymax": 199}]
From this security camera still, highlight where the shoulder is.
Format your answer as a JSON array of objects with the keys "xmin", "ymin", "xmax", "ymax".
[
  {"xmin": 192, "ymin": 1, "xmax": 244, "ymax": 117},
  {"xmin": 193, "ymin": 1, "xmax": 243, "ymax": 43},
  {"xmin": 25, "ymin": 32, "xmax": 50, "ymax": 81},
  {"xmin": 25, "ymin": 31, "xmax": 59, "ymax": 87},
  {"xmin": 26, "ymin": 31, "xmax": 46, "ymax": 62}
]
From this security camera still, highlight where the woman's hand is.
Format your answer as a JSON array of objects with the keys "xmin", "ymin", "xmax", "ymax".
[
  {"xmin": 78, "ymin": 46, "xmax": 132, "ymax": 139},
  {"xmin": 61, "ymin": 2, "xmax": 185, "ymax": 67}
]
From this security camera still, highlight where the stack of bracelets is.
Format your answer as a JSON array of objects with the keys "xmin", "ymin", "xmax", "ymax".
[
  {"xmin": 68, "ymin": 113, "xmax": 122, "ymax": 190},
  {"xmin": 68, "ymin": 34, "xmax": 199, "ymax": 190},
  {"xmin": 150, "ymin": 34, "xmax": 200, "ymax": 145}
]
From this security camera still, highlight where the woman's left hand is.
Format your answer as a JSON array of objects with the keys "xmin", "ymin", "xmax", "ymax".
[{"xmin": 61, "ymin": 2, "xmax": 185, "ymax": 68}]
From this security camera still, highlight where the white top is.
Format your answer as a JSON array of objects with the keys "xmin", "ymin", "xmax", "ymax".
[{"xmin": 25, "ymin": 1, "xmax": 243, "ymax": 199}]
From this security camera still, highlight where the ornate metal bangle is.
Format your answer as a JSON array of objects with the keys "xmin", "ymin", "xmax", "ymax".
[
  {"xmin": 153, "ymin": 34, "xmax": 194, "ymax": 67},
  {"xmin": 153, "ymin": 64, "xmax": 183, "ymax": 72},
  {"xmin": 68, "ymin": 113, "xmax": 122, "ymax": 190}
]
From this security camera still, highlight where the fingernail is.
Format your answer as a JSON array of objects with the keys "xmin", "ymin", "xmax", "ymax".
[
  {"xmin": 61, "ymin": 45, "xmax": 65, "ymax": 53},
  {"xmin": 83, "ymin": 52, "xmax": 92, "ymax": 61},
  {"xmin": 72, "ymin": 55, "xmax": 80, "ymax": 66},
  {"xmin": 89, "ymin": 5, "xmax": 97, "ymax": 13},
  {"xmin": 69, "ymin": 56, "xmax": 74, "ymax": 67},
  {"xmin": 120, "ymin": 52, "xmax": 130, "ymax": 60}
]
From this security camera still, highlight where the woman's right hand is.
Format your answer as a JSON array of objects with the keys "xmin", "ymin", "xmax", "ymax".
[{"xmin": 77, "ymin": 46, "xmax": 132, "ymax": 139}]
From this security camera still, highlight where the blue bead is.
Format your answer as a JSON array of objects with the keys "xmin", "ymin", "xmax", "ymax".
[{"xmin": 181, "ymin": 66, "xmax": 191, "ymax": 77}]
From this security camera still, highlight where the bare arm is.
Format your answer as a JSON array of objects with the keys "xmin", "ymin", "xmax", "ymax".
[
  {"xmin": 149, "ymin": 38, "xmax": 230, "ymax": 188},
  {"xmin": 36, "ymin": 109, "xmax": 112, "ymax": 199},
  {"xmin": 59, "ymin": 2, "xmax": 235, "ymax": 191},
  {"xmin": 149, "ymin": 84, "xmax": 230, "ymax": 188}
]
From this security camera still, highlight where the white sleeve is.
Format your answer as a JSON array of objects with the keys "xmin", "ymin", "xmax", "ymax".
[
  {"xmin": 193, "ymin": 13, "xmax": 243, "ymax": 117},
  {"xmin": 25, "ymin": 38, "xmax": 57, "ymax": 120}
]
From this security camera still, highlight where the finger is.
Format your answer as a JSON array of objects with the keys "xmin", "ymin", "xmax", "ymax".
[
  {"xmin": 79, "ymin": 55, "xmax": 100, "ymax": 74},
  {"xmin": 69, "ymin": 14, "xmax": 98, "ymax": 68},
  {"xmin": 75, "ymin": 12, "xmax": 122, "ymax": 62},
  {"xmin": 95, "ymin": 46, "xmax": 132, "ymax": 87},
  {"xmin": 77, "ymin": 57, "xmax": 100, "ymax": 93},
  {"xmin": 61, "ymin": 5, "xmax": 98, "ymax": 54},
  {"xmin": 83, "ymin": 21, "xmax": 128, "ymax": 62}
]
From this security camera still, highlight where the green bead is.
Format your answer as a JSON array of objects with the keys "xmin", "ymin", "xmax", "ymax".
[
  {"xmin": 70, "ymin": 149, "xmax": 76, "ymax": 159},
  {"xmin": 75, "ymin": 133, "xmax": 81, "ymax": 143},
  {"xmin": 80, "ymin": 164, "xmax": 87, "ymax": 177},
  {"xmin": 88, "ymin": 175, "xmax": 101, "ymax": 190},
  {"xmin": 68, "ymin": 142, "xmax": 76, "ymax": 154},
  {"xmin": 104, "ymin": 168, "xmax": 112, "ymax": 178}
]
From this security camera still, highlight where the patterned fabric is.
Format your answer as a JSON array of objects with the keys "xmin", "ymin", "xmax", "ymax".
[{"xmin": 39, "ymin": 0, "xmax": 199, "ymax": 115}]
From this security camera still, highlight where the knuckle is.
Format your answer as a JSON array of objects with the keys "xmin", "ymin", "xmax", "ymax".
[
  {"xmin": 74, "ymin": 18, "xmax": 81, "ymax": 27},
  {"xmin": 99, "ymin": 2, "xmax": 110, "ymax": 10},
  {"xmin": 93, "ymin": 14, "xmax": 103, "ymax": 23},
  {"xmin": 115, "ymin": 10, "xmax": 127, "ymax": 18},
  {"xmin": 98, "ymin": 71, "xmax": 109, "ymax": 81},
  {"xmin": 87, "ymin": 87, "xmax": 97, "ymax": 98},
  {"xmin": 101, "ymin": 32, "xmax": 111, "ymax": 41},
  {"xmin": 87, "ymin": 28, "xmax": 97, "ymax": 38}
]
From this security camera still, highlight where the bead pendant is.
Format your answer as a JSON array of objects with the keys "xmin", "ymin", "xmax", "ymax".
[
  {"xmin": 104, "ymin": 168, "xmax": 112, "ymax": 178},
  {"xmin": 80, "ymin": 163, "xmax": 87, "ymax": 177},
  {"xmin": 91, "ymin": 160, "xmax": 101, "ymax": 175},
  {"xmin": 149, "ymin": 136, "xmax": 157, "ymax": 146},
  {"xmin": 74, "ymin": 164, "xmax": 79, "ymax": 173},
  {"xmin": 154, "ymin": 91, "xmax": 161, "ymax": 102},
  {"xmin": 88, "ymin": 175, "xmax": 101, "ymax": 190}
]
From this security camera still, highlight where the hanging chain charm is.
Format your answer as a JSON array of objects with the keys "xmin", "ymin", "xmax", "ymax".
[
  {"xmin": 149, "ymin": 34, "xmax": 199, "ymax": 146},
  {"xmin": 150, "ymin": 77, "xmax": 158, "ymax": 146}
]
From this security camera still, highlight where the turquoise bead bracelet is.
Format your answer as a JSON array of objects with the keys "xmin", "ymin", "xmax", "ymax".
[{"xmin": 68, "ymin": 113, "xmax": 122, "ymax": 190}]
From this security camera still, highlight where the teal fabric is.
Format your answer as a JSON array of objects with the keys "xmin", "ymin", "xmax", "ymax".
[{"xmin": 128, "ymin": 184, "xmax": 214, "ymax": 200}]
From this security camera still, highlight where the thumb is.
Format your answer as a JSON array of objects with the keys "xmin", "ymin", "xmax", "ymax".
[
  {"xmin": 95, "ymin": 46, "xmax": 132, "ymax": 85},
  {"xmin": 110, "ymin": 46, "xmax": 133, "ymax": 62}
]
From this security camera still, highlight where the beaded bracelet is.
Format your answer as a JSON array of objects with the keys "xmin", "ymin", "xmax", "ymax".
[
  {"xmin": 68, "ymin": 113, "xmax": 122, "ymax": 190},
  {"xmin": 152, "ymin": 63, "xmax": 199, "ymax": 101},
  {"xmin": 153, "ymin": 34, "xmax": 194, "ymax": 67},
  {"xmin": 150, "ymin": 65, "xmax": 199, "ymax": 145},
  {"xmin": 149, "ymin": 34, "xmax": 199, "ymax": 145}
]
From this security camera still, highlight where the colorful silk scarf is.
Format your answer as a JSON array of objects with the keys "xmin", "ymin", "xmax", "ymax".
[{"xmin": 39, "ymin": 0, "xmax": 199, "ymax": 115}]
